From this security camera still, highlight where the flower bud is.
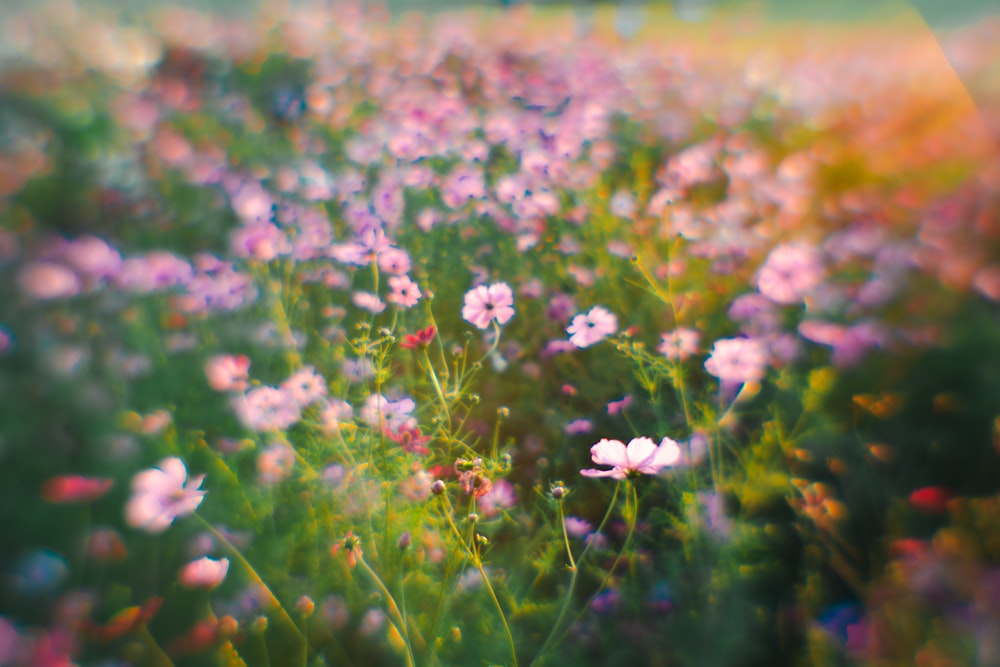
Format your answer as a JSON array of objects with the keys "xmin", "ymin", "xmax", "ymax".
[
  {"xmin": 431, "ymin": 480, "xmax": 446, "ymax": 495},
  {"xmin": 467, "ymin": 513, "xmax": 479, "ymax": 524},
  {"xmin": 551, "ymin": 481, "xmax": 568, "ymax": 500},
  {"xmin": 397, "ymin": 531, "xmax": 412, "ymax": 551},
  {"xmin": 296, "ymin": 595, "xmax": 315, "ymax": 619}
]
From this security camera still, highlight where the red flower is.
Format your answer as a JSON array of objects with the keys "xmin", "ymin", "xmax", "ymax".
[
  {"xmin": 908, "ymin": 486, "xmax": 953, "ymax": 514},
  {"xmin": 400, "ymin": 326, "xmax": 436, "ymax": 350},
  {"xmin": 41, "ymin": 476, "xmax": 114, "ymax": 503},
  {"xmin": 385, "ymin": 425, "xmax": 431, "ymax": 455}
]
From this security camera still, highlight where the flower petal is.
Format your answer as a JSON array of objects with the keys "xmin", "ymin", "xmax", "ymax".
[
  {"xmin": 580, "ymin": 468, "xmax": 620, "ymax": 478},
  {"xmin": 651, "ymin": 437, "xmax": 682, "ymax": 469},
  {"xmin": 590, "ymin": 439, "xmax": 628, "ymax": 467},
  {"xmin": 625, "ymin": 437, "xmax": 658, "ymax": 470}
]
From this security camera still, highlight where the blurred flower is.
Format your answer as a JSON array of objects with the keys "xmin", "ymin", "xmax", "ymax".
[
  {"xmin": 581, "ymin": 437, "xmax": 681, "ymax": 479},
  {"xmin": 565, "ymin": 419, "xmax": 594, "ymax": 435},
  {"xmin": 281, "ymin": 366, "xmax": 327, "ymax": 406},
  {"xmin": 331, "ymin": 532, "xmax": 362, "ymax": 568},
  {"xmin": 125, "ymin": 457, "xmax": 205, "ymax": 533},
  {"xmin": 179, "ymin": 556, "xmax": 230, "ymax": 589},
  {"xmin": 607, "ymin": 395, "xmax": 633, "ymax": 416},
  {"xmin": 352, "ymin": 291, "xmax": 386, "ymax": 314},
  {"xmin": 41, "ymin": 475, "xmax": 113, "ymax": 503},
  {"xmin": 18, "ymin": 262, "xmax": 80, "ymax": 300},
  {"xmin": 657, "ymin": 328, "xmax": 700, "ymax": 360},
  {"xmin": 479, "ymin": 479, "xmax": 516, "ymax": 518},
  {"xmin": 257, "ymin": 444, "xmax": 295, "ymax": 485},
  {"xmin": 462, "ymin": 282, "xmax": 515, "ymax": 330},
  {"xmin": 565, "ymin": 517, "xmax": 593, "ymax": 538},
  {"xmin": 756, "ymin": 243, "xmax": 825, "ymax": 304},
  {"xmin": 567, "ymin": 306, "xmax": 618, "ymax": 348},
  {"xmin": 704, "ymin": 337, "xmax": 768, "ymax": 385}
]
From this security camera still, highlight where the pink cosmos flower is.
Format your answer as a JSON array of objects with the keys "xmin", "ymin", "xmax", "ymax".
[
  {"xmin": 18, "ymin": 262, "xmax": 81, "ymax": 300},
  {"xmin": 580, "ymin": 437, "xmax": 682, "ymax": 479},
  {"xmin": 178, "ymin": 556, "xmax": 230, "ymax": 589},
  {"xmin": 704, "ymin": 337, "xmax": 768, "ymax": 385},
  {"xmin": 281, "ymin": 366, "xmax": 328, "ymax": 406},
  {"xmin": 462, "ymin": 282, "xmax": 515, "ymax": 330},
  {"xmin": 352, "ymin": 291, "xmax": 386, "ymax": 314},
  {"xmin": 387, "ymin": 275, "xmax": 421, "ymax": 309},
  {"xmin": 205, "ymin": 355, "xmax": 251, "ymax": 392},
  {"xmin": 657, "ymin": 328, "xmax": 700, "ymax": 360},
  {"xmin": 125, "ymin": 458, "xmax": 206, "ymax": 533},
  {"xmin": 756, "ymin": 243, "xmax": 825, "ymax": 305},
  {"xmin": 567, "ymin": 306, "xmax": 618, "ymax": 348},
  {"xmin": 565, "ymin": 419, "xmax": 594, "ymax": 435}
]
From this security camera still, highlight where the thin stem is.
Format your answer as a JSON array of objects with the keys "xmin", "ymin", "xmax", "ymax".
[
  {"xmin": 356, "ymin": 554, "xmax": 416, "ymax": 667},
  {"xmin": 529, "ymin": 481, "xmax": 622, "ymax": 667},
  {"xmin": 194, "ymin": 515, "xmax": 307, "ymax": 661},
  {"xmin": 548, "ymin": 482, "xmax": 639, "ymax": 658},
  {"xmin": 440, "ymin": 499, "xmax": 518, "ymax": 667}
]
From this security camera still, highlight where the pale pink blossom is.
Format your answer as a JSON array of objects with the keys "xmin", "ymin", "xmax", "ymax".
[
  {"xmin": 205, "ymin": 355, "xmax": 251, "ymax": 392},
  {"xmin": 18, "ymin": 262, "xmax": 80, "ymax": 300},
  {"xmin": 352, "ymin": 291, "xmax": 386, "ymax": 314},
  {"xmin": 657, "ymin": 328, "xmax": 700, "ymax": 360},
  {"xmin": 567, "ymin": 306, "xmax": 618, "ymax": 348},
  {"xmin": 756, "ymin": 243, "xmax": 825, "ymax": 305},
  {"xmin": 125, "ymin": 458, "xmax": 206, "ymax": 533},
  {"xmin": 387, "ymin": 275, "xmax": 421, "ymax": 309},
  {"xmin": 179, "ymin": 556, "xmax": 230, "ymax": 589},
  {"xmin": 580, "ymin": 437, "xmax": 682, "ymax": 479},
  {"xmin": 281, "ymin": 366, "xmax": 327, "ymax": 406},
  {"xmin": 462, "ymin": 282, "xmax": 515, "ymax": 330},
  {"xmin": 704, "ymin": 337, "xmax": 768, "ymax": 384}
]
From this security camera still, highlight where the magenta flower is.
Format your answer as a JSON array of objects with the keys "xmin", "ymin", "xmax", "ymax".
[
  {"xmin": 567, "ymin": 306, "xmax": 618, "ymax": 348},
  {"xmin": 462, "ymin": 282, "xmax": 515, "ymax": 330},
  {"xmin": 580, "ymin": 437, "xmax": 682, "ymax": 479},
  {"xmin": 125, "ymin": 458, "xmax": 206, "ymax": 533}
]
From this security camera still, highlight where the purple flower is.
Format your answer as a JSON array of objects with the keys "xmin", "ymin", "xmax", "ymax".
[
  {"xmin": 657, "ymin": 328, "xmax": 700, "ymax": 360},
  {"xmin": 462, "ymin": 282, "xmax": 515, "ymax": 330},
  {"xmin": 580, "ymin": 437, "xmax": 681, "ymax": 479},
  {"xmin": 125, "ymin": 458, "xmax": 206, "ymax": 533},
  {"xmin": 567, "ymin": 306, "xmax": 618, "ymax": 348},
  {"xmin": 565, "ymin": 419, "xmax": 594, "ymax": 435}
]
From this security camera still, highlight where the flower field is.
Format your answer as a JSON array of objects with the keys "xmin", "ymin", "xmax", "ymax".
[{"xmin": 1, "ymin": 2, "xmax": 999, "ymax": 665}]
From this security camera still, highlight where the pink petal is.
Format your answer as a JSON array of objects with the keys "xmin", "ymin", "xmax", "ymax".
[
  {"xmin": 625, "ymin": 437, "xmax": 658, "ymax": 469},
  {"xmin": 651, "ymin": 438, "xmax": 682, "ymax": 469},
  {"xmin": 580, "ymin": 468, "xmax": 620, "ymax": 478},
  {"xmin": 590, "ymin": 439, "xmax": 628, "ymax": 467}
]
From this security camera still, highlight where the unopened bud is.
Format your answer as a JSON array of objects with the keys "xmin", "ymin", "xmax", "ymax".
[
  {"xmin": 476, "ymin": 534, "xmax": 488, "ymax": 546},
  {"xmin": 551, "ymin": 481, "xmax": 568, "ymax": 500},
  {"xmin": 497, "ymin": 406, "xmax": 510, "ymax": 419},
  {"xmin": 251, "ymin": 616, "xmax": 269, "ymax": 634},
  {"xmin": 398, "ymin": 531, "xmax": 412, "ymax": 551},
  {"xmin": 467, "ymin": 513, "xmax": 479, "ymax": 524},
  {"xmin": 296, "ymin": 596, "xmax": 315, "ymax": 618},
  {"xmin": 431, "ymin": 480, "xmax": 446, "ymax": 495}
]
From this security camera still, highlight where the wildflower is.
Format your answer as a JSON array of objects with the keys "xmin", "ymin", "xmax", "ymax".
[
  {"xmin": 462, "ymin": 282, "xmax": 515, "ymax": 329},
  {"xmin": 360, "ymin": 394, "xmax": 416, "ymax": 432},
  {"xmin": 564, "ymin": 516, "xmax": 592, "ymax": 538},
  {"xmin": 204, "ymin": 355, "xmax": 250, "ymax": 392},
  {"xmin": 580, "ymin": 437, "xmax": 681, "ymax": 479},
  {"xmin": 232, "ymin": 386, "xmax": 301, "ymax": 431},
  {"xmin": 125, "ymin": 458, "xmax": 206, "ymax": 533},
  {"xmin": 567, "ymin": 306, "xmax": 618, "ymax": 348},
  {"xmin": 479, "ymin": 480, "xmax": 516, "ymax": 518},
  {"xmin": 704, "ymin": 337, "xmax": 768, "ymax": 385},
  {"xmin": 257, "ymin": 444, "xmax": 295, "ymax": 485},
  {"xmin": 281, "ymin": 366, "xmax": 328, "ymax": 406},
  {"xmin": 41, "ymin": 475, "xmax": 114, "ymax": 503},
  {"xmin": 399, "ymin": 325, "xmax": 436, "ymax": 350},
  {"xmin": 377, "ymin": 247, "xmax": 411, "ymax": 275},
  {"xmin": 386, "ymin": 424, "xmax": 431, "ymax": 455},
  {"xmin": 387, "ymin": 275, "xmax": 421, "ymax": 309},
  {"xmin": 319, "ymin": 399, "xmax": 353, "ymax": 432},
  {"xmin": 607, "ymin": 395, "xmax": 634, "ymax": 416},
  {"xmin": 178, "ymin": 556, "xmax": 230, "ymax": 589},
  {"xmin": 565, "ymin": 419, "xmax": 594, "ymax": 435},
  {"xmin": 331, "ymin": 532, "xmax": 362, "ymax": 568},
  {"xmin": 756, "ymin": 243, "xmax": 824, "ymax": 305},
  {"xmin": 18, "ymin": 262, "xmax": 80, "ymax": 300},
  {"xmin": 352, "ymin": 291, "xmax": 386, "ymax": 314},
  {"xmin": 657, "ymin": 328, "xmax": 700, "ymax": 360}
]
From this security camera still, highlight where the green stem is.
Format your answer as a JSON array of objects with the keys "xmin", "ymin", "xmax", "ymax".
[
  {"xmin": 194, "ymin": 515, "xmax": 307, "ymax": 662},
  {"xmin": 547, "ymin": 482, "xmax": 638, "ymax": 659},
  {"xmin": 441, "ymin": 499, "xmax": 518, "ymax": 667},
  {"xmin": 529, "ymin": 481, "xmax": 622, "ymax": 667},
  {"xmin": 357, "ymin": 553, "xmax": 416, "ymax": 667}
]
